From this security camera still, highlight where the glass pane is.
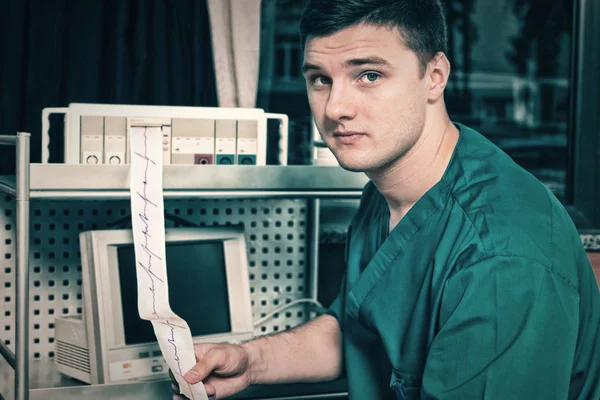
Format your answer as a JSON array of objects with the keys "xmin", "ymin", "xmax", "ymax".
[
  {"xmin": 260, "ymin": 0, "xmax": 574, "ymax": 203},
  {"xmin": 258, "ymin": 0, "xmax": 311, "ymax": 166},
  {"xmin": 443, "ymin": 0, "xmax": 573, "ymax": 203}
]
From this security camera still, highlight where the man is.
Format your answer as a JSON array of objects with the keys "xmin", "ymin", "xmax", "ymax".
[{"xmin": 174, "ymin": 1, "xmax": 600, "ymax": 398}]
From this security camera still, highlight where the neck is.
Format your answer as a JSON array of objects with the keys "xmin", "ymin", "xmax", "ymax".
[{"xmin": 366, "ymin": 116, "xmax": 459, "ymax": 229}]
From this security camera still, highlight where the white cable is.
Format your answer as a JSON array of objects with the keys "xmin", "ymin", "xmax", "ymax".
[{"xmin": 253, "ymin": 298, "xmax": 325, "ymax": 327}]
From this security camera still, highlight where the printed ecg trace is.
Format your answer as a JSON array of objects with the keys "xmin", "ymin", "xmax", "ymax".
[
  {"xmin": 134, "ymin": 137, "xmax": 163, "ymax": 318},
  {"xmin": 130, "ymin": 126, "xmax": 206, "ymax": 400},
  {"xmin": 161, "ymin": 319, "xmax": 187, "ymax": 374}
]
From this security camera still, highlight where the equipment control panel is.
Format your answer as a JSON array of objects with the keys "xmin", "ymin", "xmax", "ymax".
[{"xmin": 42, "ymin": 103, "xmax": 289, "ymax": 166}]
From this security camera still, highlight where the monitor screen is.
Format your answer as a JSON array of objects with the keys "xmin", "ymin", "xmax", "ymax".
[{"xmin": 116, "ymin": 240, "xmax": 232, "ymax": 345}]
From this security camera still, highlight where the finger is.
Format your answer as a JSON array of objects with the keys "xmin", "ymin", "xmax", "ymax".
[
  {"xmin": 203, "ymin": 374, "xmax": 248, "ymax": 399},
  {"xmin": 184, "ymin": 347, "xmax": 227, "ymax": 384},
  {"xmin": 204, "ymin": 382, "xmax": 217, "ymax": 398},
  {"xmin": 193, "ymin": 342, "xmax": 219, "ymax": 361}
]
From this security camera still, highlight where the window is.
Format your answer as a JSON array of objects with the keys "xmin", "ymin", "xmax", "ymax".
[
  {"xmin": 259, "ymin": 0, "xmax": 599, "ymax": 228},
  {"xmin": 445, "ymin": 1, "xmax": 573, "ymax": 203}
]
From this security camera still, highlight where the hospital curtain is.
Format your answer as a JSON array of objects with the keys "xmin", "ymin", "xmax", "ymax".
[
  {"xmin": 206, "ymin": 0, "xmax": 262, "ymax": 108},
  {"xmin": 0, "ymin": 0, "xmax": 218, "ymax": 173}
]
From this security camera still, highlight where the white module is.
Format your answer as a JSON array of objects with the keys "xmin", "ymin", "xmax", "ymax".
[
  {"xmin": 80, "ymin": 116, "xmax": 104, "ymax": 164},
  {"xmin": 171, "ymin": 118, "xmax": 215, "ymax": 165},
  {"xmin": 215, "ymin": 120, "xmax": 237, "ymax": 164},
  {"xmin": 104, "ymin": 116, "xmax": 127, "ymax": 165},
  {"xmin": 127, "ymin": 117, "xmax": 172, "ymax": 165},
  {"xmin": 237, "ymin": 120, "xmax": 258, "ymax": 165}
]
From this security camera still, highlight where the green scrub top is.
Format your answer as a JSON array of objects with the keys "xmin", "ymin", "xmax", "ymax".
[{"xmin": 328, "ymin": 124, "xmax": 600, "ymax": 399}]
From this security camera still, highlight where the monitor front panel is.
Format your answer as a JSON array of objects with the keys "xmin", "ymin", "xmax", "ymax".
[
  {"xmin": 117, "ymin": 240, "xmax": 232, "ymax": 345},
  {"xmin": 84, "ymin": 227, "xmax": 254, "ymax": 383}
]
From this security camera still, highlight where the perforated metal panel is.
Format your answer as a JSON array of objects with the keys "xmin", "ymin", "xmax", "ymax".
[
  {"xmin": 581, "ymin": 232, "xmax": 600, "ymax": 251},
  {"xmin": 0, "ymin": 356, "xmax": 13, "ymax": 400},
  {"xmin": 1, "ymin": 195, "xmax": 16, "ymax": 400},
  {"xmin": 0, "ymin": 196, "xmax": 309, "ymax": 368},
  {"xmin": 1, "ymin": 195, "xmax": 16, "ymax": 355}
]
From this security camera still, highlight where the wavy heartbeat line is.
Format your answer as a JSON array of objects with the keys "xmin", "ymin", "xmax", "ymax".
[
  {"xmin": 133, "ymin": 128, "xmax": 196, "ymax": 400},
  {"xmin": 161, "ymin": 319, "xmax": 196, "ymax": 400},
  {"xmin": 135, "ymin": 130, "xmax": 162, "ymax": 318}
]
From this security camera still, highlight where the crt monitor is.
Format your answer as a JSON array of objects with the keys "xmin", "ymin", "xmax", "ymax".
[{"xmin": 54, "ymin": 226, "xmax": 254, "ymax": 384}]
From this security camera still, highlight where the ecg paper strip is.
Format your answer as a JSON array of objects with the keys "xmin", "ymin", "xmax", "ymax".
[{"xmin": 129, "ymin": 126, "xmax": 208, "ymax": 400}]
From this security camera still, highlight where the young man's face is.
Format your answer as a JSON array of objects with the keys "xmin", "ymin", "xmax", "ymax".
[{"xmin": 303, "ymin": 23, "xmax": 431, "ymax": 173}]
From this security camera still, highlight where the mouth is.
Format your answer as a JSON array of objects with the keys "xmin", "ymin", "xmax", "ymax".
[{"xmin": 332, "ymin": 131, "xmax": 366, "ymax": 145}]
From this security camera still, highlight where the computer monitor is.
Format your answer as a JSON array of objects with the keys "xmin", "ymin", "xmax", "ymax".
[{"xmin": 54, "ymin": 226, "xmax": 254, "ymax": 384}]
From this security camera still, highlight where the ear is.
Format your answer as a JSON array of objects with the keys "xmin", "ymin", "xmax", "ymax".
[{"xmin": 427, "ymin": 52, "xmax": 450, "ymax": 102}]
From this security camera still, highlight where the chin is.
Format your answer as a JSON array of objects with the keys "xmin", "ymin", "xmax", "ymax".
[
  {"xmin": 336, "ymin": 153, "xmax": 397, "ymax": 174},
  {"xmin": 328, "ymin": 148, "xmax": 382, "ymax": 172},
  {"xmin": 335, "ymin": 158, "xmax": 373, "ymax": 173}
]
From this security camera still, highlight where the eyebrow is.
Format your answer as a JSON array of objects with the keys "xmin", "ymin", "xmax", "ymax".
[
  {"xmin": 343, "ymin": 56, "xmax": 391, "ymax": 68},
  {"xmin": 302, "ymin": 56, "xmax": 391, "ymax": 75}
]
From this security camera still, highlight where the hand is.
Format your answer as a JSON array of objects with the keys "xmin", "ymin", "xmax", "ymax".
[{"xmin": 170, "ymin": 342, "xmax": 253, "ymax": 400}]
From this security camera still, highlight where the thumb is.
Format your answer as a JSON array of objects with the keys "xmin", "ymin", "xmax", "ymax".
[{"xmin": 184, "ymin": 347, "xmax": 227, "ymax": 384}]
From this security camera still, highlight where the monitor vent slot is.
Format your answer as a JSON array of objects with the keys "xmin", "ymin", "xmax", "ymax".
[{"xmin": 55, "ymin": 340, "xmax": 91, "ymax": 373}]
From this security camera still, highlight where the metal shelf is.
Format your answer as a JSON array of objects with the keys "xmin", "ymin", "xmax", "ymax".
[
  {"xmin": 0, "ymin": 164, "xmax": 368, "ymax": 199},
  {"xmin": 26, "ymin": 359, "xmax": 347, "ymax": 400},
  {"xmin": 0, "ymin": 132, "xmax": 355, "ymax": 400}
]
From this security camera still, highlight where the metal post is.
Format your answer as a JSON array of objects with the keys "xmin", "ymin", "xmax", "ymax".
[
  {"xmin": 15, "ymin": 132, "xmax": 31, "ymax": 400},
  {"xmin": 307, "ymin": 199, "xmax": 321, "ymax": 305}
]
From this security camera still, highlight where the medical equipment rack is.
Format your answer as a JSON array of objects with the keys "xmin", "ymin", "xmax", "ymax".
[{"xmin": 0, "ymin": 132, "xmax": 368, "ymax": 400}]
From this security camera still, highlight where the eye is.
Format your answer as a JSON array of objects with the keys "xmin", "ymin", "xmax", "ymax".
[
  {"xmin": 359, "ymin": 72, "xmax": 381, "ymax": 83},
  {"xmin": 310, "ymin": 75, "xmax": 332, "ymax": 87}
]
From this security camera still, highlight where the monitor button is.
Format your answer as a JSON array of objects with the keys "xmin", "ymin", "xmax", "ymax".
[{"xmin": 152, "ymin": 365, "xmax": 164, "ymax": 373}]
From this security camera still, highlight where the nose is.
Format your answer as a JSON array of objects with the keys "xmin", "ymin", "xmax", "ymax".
[{"xmin": 324, "ymin": 83, "xmax": 357, "ymax": 122}]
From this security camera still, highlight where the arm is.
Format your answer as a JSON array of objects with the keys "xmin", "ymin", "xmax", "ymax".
[
  {"xmin": 420, "ymin": 256, "xmax": 579, "ymax": 399},
  {"xmin": 244, "ymin": 313, "xmax": 343, "ymax": 384},
  {"xmin": 180, "ymin": 314, "xmax": 343, "ymax": 399}
]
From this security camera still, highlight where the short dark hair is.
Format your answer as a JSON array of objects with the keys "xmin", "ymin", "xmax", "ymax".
[{"xmin": 299, "ymin": 0, "xmax": 448, "ymax": 76}]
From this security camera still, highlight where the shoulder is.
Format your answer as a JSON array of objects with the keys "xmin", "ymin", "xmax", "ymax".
[
  {"xmin": 437, "ymin": 254, "xmax": 580, "ymax": 329},
  {"xmin": 442, "ymin": 124, "xmax": 584, "ymax": 287}
]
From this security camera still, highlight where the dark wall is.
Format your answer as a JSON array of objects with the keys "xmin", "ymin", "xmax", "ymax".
[{"xmin": 0, "ymin": 0, "xmax": 218, "ymax": 174}]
